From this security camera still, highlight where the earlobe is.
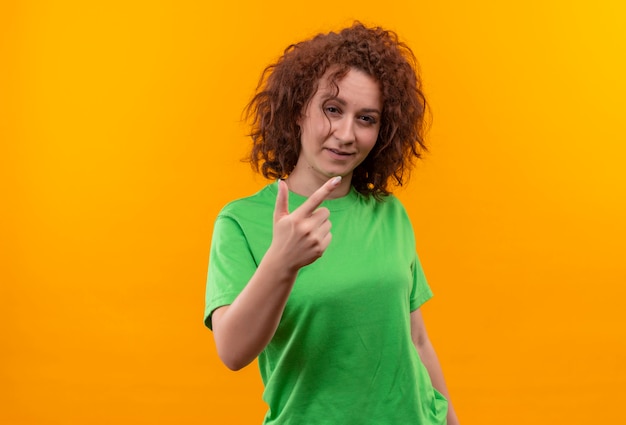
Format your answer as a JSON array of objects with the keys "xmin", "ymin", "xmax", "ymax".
[{"xmin": 295, "ymin": 119, "xmax": 302, "ymax": 138}]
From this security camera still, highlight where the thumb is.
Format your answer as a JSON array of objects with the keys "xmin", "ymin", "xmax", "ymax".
[{"xmin": 273, "ymin": 180, "xmax": 290, "ymax": 223}]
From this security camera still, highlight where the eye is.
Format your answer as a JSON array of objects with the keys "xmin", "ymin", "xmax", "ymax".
[
  {"xmin": 324, "ymin": 105, "xmax": 341, "ymax": 115},
  {"xmin": 359, "ymin": 115, "xmax": 378, "ymax": 125}
]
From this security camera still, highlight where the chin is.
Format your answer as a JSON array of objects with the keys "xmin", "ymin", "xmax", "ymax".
[{"xmin": 322, "ymin": 169, "xmax": 349, "ymax": 179}]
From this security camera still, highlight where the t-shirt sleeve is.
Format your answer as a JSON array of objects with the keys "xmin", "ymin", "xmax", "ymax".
[
  {"xmin": 204, "ymin": 214, "xmax": 258, "ymax": 330},
  {"xmin": 409, "ymin": 252, "xmax": 433, "ymax": 311}
]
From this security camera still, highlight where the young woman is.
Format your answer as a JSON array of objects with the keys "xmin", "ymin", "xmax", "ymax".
[{"xmin": 205, "ymin": 22, "xmax": 459, "ymax": 425}]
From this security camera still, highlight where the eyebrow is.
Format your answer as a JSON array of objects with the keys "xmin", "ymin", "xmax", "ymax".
[{"xmin": 322, "ymin": 95, "xmax": 381, "ymax": 115}]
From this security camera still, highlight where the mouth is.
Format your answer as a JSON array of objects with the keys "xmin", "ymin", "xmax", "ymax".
[{"xmin": 325, "ymin": 148, "xmax": 355, "ymax": 156}]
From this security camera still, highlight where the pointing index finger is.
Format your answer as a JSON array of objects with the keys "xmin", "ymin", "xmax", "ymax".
[{"xmin": 294, "ymin": 176, "xmax": 342, "ymax": 217}]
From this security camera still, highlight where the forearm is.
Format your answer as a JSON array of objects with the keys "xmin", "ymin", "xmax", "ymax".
[
  {"xmin": 417, "ymin": 340, "xmax": 460, "ymax": 425},
  {"xmin": 212, "ymin": 250, "xmax": 298, "ymax": 371}
]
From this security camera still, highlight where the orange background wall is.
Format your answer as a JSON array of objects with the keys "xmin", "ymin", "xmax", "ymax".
[{"xmin": 2, "ymin": 1, "xmax": 625, "ymax": 424}]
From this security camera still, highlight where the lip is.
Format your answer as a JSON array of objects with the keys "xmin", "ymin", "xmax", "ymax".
[{"xmin": 324, "ymin": 147, "xmax": 355, "ymax": 159}]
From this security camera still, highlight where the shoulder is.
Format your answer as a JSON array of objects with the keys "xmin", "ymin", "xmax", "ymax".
[
  {"xmin": 361, "ymin": 192, "xmax": 416, "ymax": 241},
  {"xmin": 358, "ymin": 191, "xmax": 410, "ymax": 217},
  {"xmin": 210, "ymin": 183, "xmax": 276, "ymax": 259},
  {"xmin": 218, "ymin": 183, "xmax": 277, "ymax": 221}
]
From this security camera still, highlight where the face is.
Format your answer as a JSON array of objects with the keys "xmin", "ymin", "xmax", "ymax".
[{"xmin": 290, "ymin": 68, "xmax": 382, "ymax": 194}]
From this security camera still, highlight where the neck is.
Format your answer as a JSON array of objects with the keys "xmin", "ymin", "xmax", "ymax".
[{"xmin": 285, "ymin": 171, "xmax": 352, "ymax": 199}]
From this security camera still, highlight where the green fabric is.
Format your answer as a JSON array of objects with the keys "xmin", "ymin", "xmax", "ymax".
[{"xmin": 205, "ymin": 182, "xmax": 448, "ymax": 424}]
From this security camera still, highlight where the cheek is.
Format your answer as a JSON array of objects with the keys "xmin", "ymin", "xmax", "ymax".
[
  {"xmin": 302, "ymin": 113, "xmax": 329, "ymax": 139},
  {"xmin": 316, "ymin": 114, "xmax": 331, "ymax": 134},
  {"xmin": 362, "ymin": 128, "xmax": 380, "ymax": 152}
]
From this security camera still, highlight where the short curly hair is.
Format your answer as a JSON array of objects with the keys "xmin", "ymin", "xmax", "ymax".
[{"xmin": 245, "ymin": 22, "xmax": 428, "ymax": 198}]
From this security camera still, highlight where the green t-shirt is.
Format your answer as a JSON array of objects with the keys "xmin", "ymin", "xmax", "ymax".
[{"xmin": 205, "ymin": 182, "xmax": 448, "ymax": 424}]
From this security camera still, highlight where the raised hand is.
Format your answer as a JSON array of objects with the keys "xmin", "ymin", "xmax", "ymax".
[{"xmin": 269, "ymin": 176, "xmax": 342, "ymax": 272}]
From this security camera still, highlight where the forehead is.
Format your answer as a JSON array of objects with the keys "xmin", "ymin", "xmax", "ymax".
[{"xmin": 313, "ymin": 68, "xmax": 382, "ymax": 105}]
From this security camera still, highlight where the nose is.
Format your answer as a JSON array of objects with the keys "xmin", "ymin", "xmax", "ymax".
[{"xmin": 333, "ymin": 117, "xmax": 355, "ymax": 144}]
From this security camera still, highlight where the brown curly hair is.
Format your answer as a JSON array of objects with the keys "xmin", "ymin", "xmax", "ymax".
[{"xmin": 245, "ymin": 22, "xmax": 428, "ymax": 198}]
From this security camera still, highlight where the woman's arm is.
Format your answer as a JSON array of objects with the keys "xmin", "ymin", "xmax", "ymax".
[
  {"xmin": 211, "ymin": 177, "xmax": 341, "ymax": 370},
  {"xmin": 410, "ymin": 309, "xmax": 460, "ymax": 425},
  {"xmin": 211, "ymin": 253, "xmax": 298, "ymax": 371}
]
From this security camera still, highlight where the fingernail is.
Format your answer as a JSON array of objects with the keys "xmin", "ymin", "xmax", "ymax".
[{"xmin": 331, "ymin": 176, "xmax": 342, "ymax": 186}]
